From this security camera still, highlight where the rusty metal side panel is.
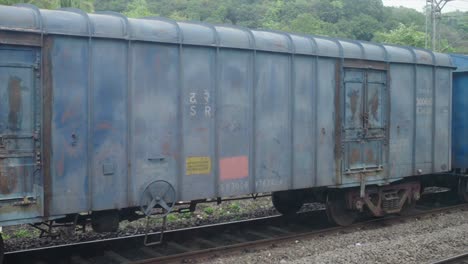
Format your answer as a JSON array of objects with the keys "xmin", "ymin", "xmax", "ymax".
[
  {"xmin": 217, "ymin": 49, "xmax": 252, "ymax": 197},
  {"xmin": 434, "ymin": 68, "xmax": 451, "ymax": 172},
  {"xmin": 340, "ymin": 63, "xmax": 387, "ymax": 186},
  {"xmin": 452, "ymin": 71, "xmax": 468, "ymax": 170},
  {"xmin": 342, "ymin": 69, "xmax": 364, "ymax": 141},
  {"xmin": 0, "ymin": 45, "xmax": 43, "ymax": 222},
  {"xmin": 179, "ymin": 46, "xmax": 216, "ymax": 199},
  {"xmin": 316, "ymin": 58, "xmax": 336, "ymax": 186},
  {"xmin": 48, "ymin": 36, "xmax": 89, "ymax": 215},
  {"xmin": 0, "ymin": 31, "xmax": 41, "ymax": 47},
  {"xmin": 130, "ymin": 42, "xmax": 179, "ymax": 204},
  {"xmin": 343, "ymin": 60, "xmax": 386, "ymax": 70},
  {"xmin": 254, "ymin": 52, "xmax": 290, "ymax": 193},
  {"xmin": 414, "ymin": 65, "xmax": 434, "ymax": 174},
  {"xmin": 334, "ymin": 60, "xmax": 342, "ymax": 186},
  {"xmin": 90, "ymin": 39, "xmax": 128, "ymax": 210},
  {"xmin": 292, "ymin": 55, "xmax": 315, "ymax": 189},
  {"xmin": 43, "ymin": 37, "xmax": 53, "ymax": 216},
  {"xmin": 388, "ymin": 64, "xmax": 415, "ymax": 178},
  {"xmin": 0, "ymin": 45, "xmax": 38, "ymax": 65}
]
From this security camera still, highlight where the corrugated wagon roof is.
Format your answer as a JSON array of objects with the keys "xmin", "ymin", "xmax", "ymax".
[{"xmin": 0, "ymin": 4, "xmax": 454, "ymax": 67}]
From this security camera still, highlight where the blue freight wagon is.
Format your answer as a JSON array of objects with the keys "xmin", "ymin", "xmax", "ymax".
[
  {"xmin": 451, "ymin": 53, "xmax": 468, "ymax": 201},
  {"xmin": 0, "ymin": 4, "xmax": 462, "ymax": 257}
]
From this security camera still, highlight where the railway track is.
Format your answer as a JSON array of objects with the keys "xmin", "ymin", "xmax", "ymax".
[
  {"xmin": 429, "ymin": 252, "xmax": 468, "ymax": 264},
  {"xmin": 4, "ymin": 198, "xmax": 468, "ymax": 264}
]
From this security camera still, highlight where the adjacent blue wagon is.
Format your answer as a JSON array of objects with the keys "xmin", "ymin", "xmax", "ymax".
[
  {"xmin": 0, "ymin": 3, "xmax": 459, "ymax": 241},
  {"xmin": 452, "ymin": 54, "xmax": 468, "ymax": 172}
]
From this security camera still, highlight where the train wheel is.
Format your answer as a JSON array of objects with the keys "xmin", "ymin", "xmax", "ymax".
[
  {"xmin": 458, "ymin": 177, "xmax": 468, "ymax": 202},
  {"xmin": 272, "ymin": 191, "xmax": 304, "ymax": 215},
  {"xmin": 326, "ymin": 191, "xmax": 358, "ymax": 226}
]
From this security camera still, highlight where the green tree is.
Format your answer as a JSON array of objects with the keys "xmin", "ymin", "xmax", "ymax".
[
  {"xmin": 339, "ymin": 14, "xmax": 382, "ymax": 41},
  {"xmin": 342, "ymin": 0, "xmax": 384, "ymax": 22},
  {"xmin": 260, "ymin": 0, "xmax": 285, "ymax": 30},
  {"xmin": 0, "ymin": 0, "xmax": 93, "ymax": 11},
  {"xmin": 0, "ymin": 0, "xmax": 20, "ymax": 5},
  {"xmin": 0, "ymin": 0, "xmax": 59, "ymax": 8},
  {"xmin": 95, "ymin": 0, "xmax": 129, "ymax": 13},
  {"xmin": 373, "ymin": 23, "xmax": 426, "ymax": 48},
  {"xmin": 382, "ymin": 6, "xmax": 425, "ymax": 31},
  {"xmin": 0, "ymin": 0, "xmax": 466, "ymax": 53},
  {"xmin": 60, "ymin": 0, "xmax": 94, "ymax": 12},
  {"xmin": 314, "ymin": 0, "xmax": 343, "ymax": 24},
  {"xmin": 124, "ymin": 0, "xmax": 155, "ymax": 18},
  {"xmin": 287, "ymin": 13, "xmax": 339, "ymax": 36}
]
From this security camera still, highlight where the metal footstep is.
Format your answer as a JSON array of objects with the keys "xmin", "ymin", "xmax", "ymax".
[
  {"xmin": 143, "ymin": 215, "xmax": 167, "ymax": 246},
  {"xmin": 139, "ymin": 180, "xmax": 176, "ymax": 246}
]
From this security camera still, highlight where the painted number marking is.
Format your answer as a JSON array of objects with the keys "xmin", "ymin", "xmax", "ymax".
[{"xmin": 189, "ymin": 90, "xmax": 212, "ymax": 118}]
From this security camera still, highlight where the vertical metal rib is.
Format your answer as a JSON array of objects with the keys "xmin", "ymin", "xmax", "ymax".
[
  {"xmin": 126, "ymin": 39, "xmax": 132, "ymax": 205},
  {"xmin": 250, "ymin": 45, "xmax": 257, "ymax": 194},
  {"xmin": 177, "ymin": 26, "xmax": 184, "ymax": 201},
  {"xmin": 213, "ymin": 29, "xmax": 220, "ymax": 198}
]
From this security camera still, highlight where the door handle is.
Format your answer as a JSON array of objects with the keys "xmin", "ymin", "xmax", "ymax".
[{"xmin": 148, "ymin": 157, "xmax": 166, "ymax": 162}]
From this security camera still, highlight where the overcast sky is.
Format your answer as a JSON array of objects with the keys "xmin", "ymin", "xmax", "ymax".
[{"xmin": 382, "ymin": 0, "xmax": 468, "ymax": 12}]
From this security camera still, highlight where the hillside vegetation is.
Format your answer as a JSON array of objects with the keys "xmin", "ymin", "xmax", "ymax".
[{"xmin": 1, "ymin": 0, "xmax": 467, "ymax": 53}]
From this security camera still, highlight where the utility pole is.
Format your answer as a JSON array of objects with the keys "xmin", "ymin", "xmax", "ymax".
[{"xmin": 426, "ymin": 0, "xmax": 453, "ymax": 51}]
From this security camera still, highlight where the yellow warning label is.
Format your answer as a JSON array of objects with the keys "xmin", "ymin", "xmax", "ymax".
[{"xmin": 186, "ymin": 156, "xmax": 211, "ymax": 175}]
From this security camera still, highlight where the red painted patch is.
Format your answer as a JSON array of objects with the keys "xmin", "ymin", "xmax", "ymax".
[
  {"xmin": 96, "ymin": 122, "xmax": 113, "ymax": 130},
  {"xmin": 220, "ymin": 156, "xmax": 249, "ymax": 180}
]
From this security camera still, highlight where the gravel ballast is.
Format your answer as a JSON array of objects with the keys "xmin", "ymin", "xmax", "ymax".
[
  {"xmin": 2, "ymin": 196, "xmax": 322, "ymax": 252},
  {"xmin": 207, "ymin": 209, "xmax": 468, "ymax": 264},
  {"xmin": 2, "ymin": 196, "xmax": 276, "ymax": 251}
]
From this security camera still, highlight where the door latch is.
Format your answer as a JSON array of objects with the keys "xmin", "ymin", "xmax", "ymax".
[
  {"xmin": 36, "ymin": 151, "xmax": 41, "ymax": 167},
  {"xmin": 362, "ymin": 112, "xmax": 369, "ymax": 136}
]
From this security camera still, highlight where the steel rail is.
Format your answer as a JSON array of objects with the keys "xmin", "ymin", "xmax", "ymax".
[
  {"xmin": 428, "ymin": 252, "xmax": 468, "ymax": 264},
  {"xmin": 135, "ymin": 203, "xmax": 468, "ymax": 264},
  {"xmin": 5, "ymin": 202, "xmax": 468, "ymax": 264},
  {"xmin": 5, "ymin": 213, "xmax": 283, "ymax": 255}
]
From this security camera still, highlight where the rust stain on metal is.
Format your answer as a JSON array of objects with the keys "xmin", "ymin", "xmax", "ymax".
[
  {"xmin": 349, "ymin": 89, "xmax": 359, "ymax": 121},
  {"xmin": 43, "ymin": 36, "xmax": 54, "ymax": 216},
  {"xmin": 366, "ymin": 148, "xmax": 375, "ymax": 164},
  {"xmin": 273, "ymin": 41, "xmax": 286, "ymax": 49},
  {"xmin": 0, "ymin": 31, "xmax": 41, "ymax": 46},
  {"xmin": 96, "ymin": 122, "xmax": 113, "ymax": 130},
  {"xmin": 0, "ymin": 167, "xmax": 19, "ymax": 194},
  {"xmin": 334, "ymin": 60, "xmax": 343, "ymax": 185},
  {"xmin": 162, "ymin": 142, "xmax": 171, "ymax": 156},
  {"xmin": 350, "ymin": 148, "xmax": 360, "ymax": 165},
  {"xmin": 343, "ymin": 59, "xmax": 387, "ymax": 71},
  {"xmin": 56, "ymin": 153, "xmax": 65, "ymax": 177},
  {"xmin": 61, "ymin": 107, "xmax": 75, "ymax": 124},
  {"xmin": 320, "ymin": 127, "xmax": 326, "ymax": 144},
  {"xmin": 8, "ymin": 76, "xmax": 22, "ymax": 131},
  {"xmin": 419, "ymin": 54, "xmax": 431, "ymax": 63},
  {"xmin": 0, "ymin": 170, "xmax": 9, "ymax": 194},
  {"xmin": 369, "ymin": 90, "xmax": 379, "ymax": 122}
]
